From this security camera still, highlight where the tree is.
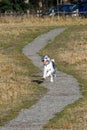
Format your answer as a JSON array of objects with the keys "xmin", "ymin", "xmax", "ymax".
[
  {"xmin": 0, "ymin": 0, "xmax": 31, "ymax": 13},
  {"xmin": 0, "ymin": 0, "xmax": 13, "ymax": 13}
]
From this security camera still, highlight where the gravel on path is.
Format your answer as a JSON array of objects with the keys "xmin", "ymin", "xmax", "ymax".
[{"xmin": 0, "ymin": 28, "xmax": 82, "ymax": 130}]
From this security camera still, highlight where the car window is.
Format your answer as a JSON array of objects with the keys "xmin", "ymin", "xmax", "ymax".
[{"xmin": 71, "ymin": 5, "xmax": 78, "ymax": 10}]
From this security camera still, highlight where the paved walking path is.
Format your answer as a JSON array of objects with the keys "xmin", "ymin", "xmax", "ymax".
[{"xmin": 0, "ymin": 28, "xmax": 82, "ymax": 130}]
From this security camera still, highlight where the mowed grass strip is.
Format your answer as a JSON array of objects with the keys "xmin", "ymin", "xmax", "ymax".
[{"xmin": 40, "ymin": 25, "xmax": 87, "ymax": 130}]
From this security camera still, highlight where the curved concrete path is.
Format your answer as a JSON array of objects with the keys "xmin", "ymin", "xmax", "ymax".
[{"xmin": 0, "ymin": 28, "xmax": 82, "ymax": 130}]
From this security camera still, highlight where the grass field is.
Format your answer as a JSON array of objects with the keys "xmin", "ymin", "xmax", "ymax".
[
  {"xmin": 0, "ymin": 19, "xmax": 54, "ymax": 125},
  {"xmin": 40, "ymin": 25, "xmax": 87, "ymax": 130},
  {"xmin": 0, "ymin": 16, "xmax": 87, "ymax": 129}
]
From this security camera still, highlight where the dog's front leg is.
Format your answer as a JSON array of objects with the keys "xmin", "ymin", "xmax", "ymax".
[{"xmin": 50, "ymin": 74, "xmax": 54, "ymax": 82}]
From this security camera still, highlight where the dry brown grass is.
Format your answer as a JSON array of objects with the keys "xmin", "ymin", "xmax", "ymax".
[
  {"xmin": 40, "ymin": 25, "xmax": 87, "ymax": 130},
  {"xmin": 57, "ymin": 29, "xmax": 87, "ymax": 81},
  {"xmin": 0, "ymin": 23, "xmax": 36, "ymax": 108},
  {"xmin": 0, "ymin": 54, "xmax": 31, "ymax": 105},
  {"xmin": 0, "ymin": 21, "xmax": 47, "ymax": 108},
  {"xmin": 0, "ymin": 52, "xmax": 42, "ymax": 123},
  {"xmin": 0, "ymin": 19, "xmax": 52, "ymax": 125},
  {"xmin": 40, "ymin": 26, "xmax": 87, "ymax": 80},
  {"xmin": 0, "ymin": 16, "xmax": 87, "ymax": 127},
  {"xmin": 0, "ymin": 15, "xmax": 87, "ymax": 26}
]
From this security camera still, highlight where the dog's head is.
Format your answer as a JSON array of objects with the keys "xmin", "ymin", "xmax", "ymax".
[{"xmin": 41, "ymin": 55, "xmax": 50, "ymax": 65}]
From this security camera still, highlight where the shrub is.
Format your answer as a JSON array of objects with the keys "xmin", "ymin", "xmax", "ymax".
[{"xmin": 0, "ymin": 0, "xmax": 31, "ymax": 13}]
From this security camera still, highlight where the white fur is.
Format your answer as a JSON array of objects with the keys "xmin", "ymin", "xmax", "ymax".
[{"xmin": 43, "ymin": 61, "xmax": 55, "ymax": 82}]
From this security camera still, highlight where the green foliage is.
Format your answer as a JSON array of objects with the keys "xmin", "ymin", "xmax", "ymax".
[
  {"xmin": 20, "ymin": 2, "xmax": 30, "ymax": 12},
  {"xmin": 0, "ymin": 0, "xmax": 13, "ymax": 12},
  {"xmin": 0, "ymin": 0, "xmax": 31, "ymax": 13}
]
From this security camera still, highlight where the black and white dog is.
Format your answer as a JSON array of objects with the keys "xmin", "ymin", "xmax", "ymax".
[{"xmin": 41, "ymin": 55, "xmax": 56, "ymax": 82}]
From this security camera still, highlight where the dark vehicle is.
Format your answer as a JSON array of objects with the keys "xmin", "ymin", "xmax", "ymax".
[
  {"xmin": 42, "ymin": 6, "xmax": 58, "ymax": 16},
  {"xmin": 59, "ymin": 4, "xmax": 78, "ymax": 16},
  {"xmin": 78, "ymin": 0, "xmax": 87, "ymax": 3},
  {"xmin": 78, "ymin": 3, "xmax": 87, "ymax": 17},
  {"xmin": 43, "ymin": 5, "xmax": 78, "ymax": 17}
]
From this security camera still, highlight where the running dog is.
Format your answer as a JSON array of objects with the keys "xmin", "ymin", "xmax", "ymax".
[{"xmin": 41, "ymin": 55, "xmax": 56, "ymax": 82}]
